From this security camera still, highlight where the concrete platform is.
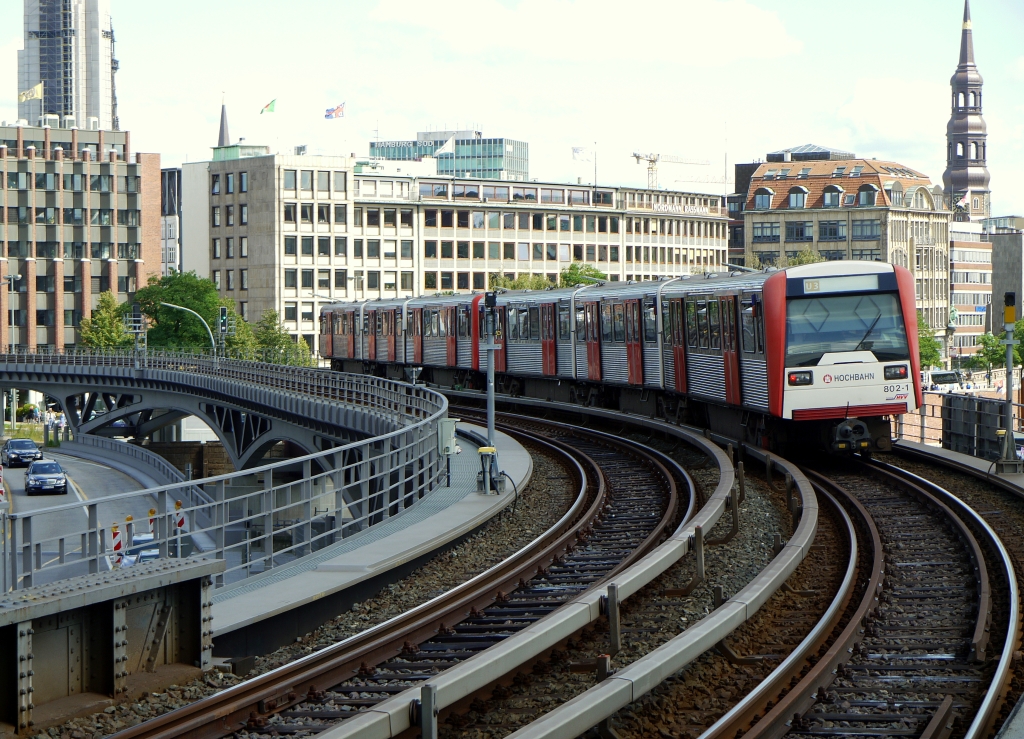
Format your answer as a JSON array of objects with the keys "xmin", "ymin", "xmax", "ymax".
[{"xmin": 210, "ymin": 422, "xmax": 533, "ymax": 659}]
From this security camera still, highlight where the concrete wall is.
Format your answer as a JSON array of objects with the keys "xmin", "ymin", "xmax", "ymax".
[
  {"xmin": 991, "ymin": 231, "xmax": 1024, "ymax": 315},
  {"xmin": 181, "ymin": 161, "xmax": 211, "ymax": 277}
]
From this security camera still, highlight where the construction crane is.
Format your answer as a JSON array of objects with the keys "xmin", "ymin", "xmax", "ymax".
[{"xmin": 632, "ymin": 152, "xmax": 711, "ymax": 189}]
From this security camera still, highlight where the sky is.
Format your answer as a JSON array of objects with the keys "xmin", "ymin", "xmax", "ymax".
[{"xmin": 0, "ymin": 0, "xmax": 1021, "ymax": 215}]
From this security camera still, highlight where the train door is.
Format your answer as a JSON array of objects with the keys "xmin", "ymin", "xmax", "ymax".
[
  {"xmin": 585, "ymin": 302, "xmax": 601, "ymax": 381},
  {"xmin": 720, "ymin": 295, "xmax": 741, "ymax": 404},
  {"xmin": 495, "ymin": 306, "xmax": 507, "ymax": 372},
  {"xmin": 413, "ymin": 309, "xmax": 423, "ymax": 363},
  {"xmin": 346, "ymin": 312, "xmax": 355, "ymax": 358},
  {"xmin": 367, "ymin": 310, "xmax": 377, "ymax": 361},
  {"xmin": 541, "ymin": 303, "xmax": 557, "ymax": 375},
  {"xmin": 320, "ymin": 312, "xmax": 333, "ymax": 359},
  {"xmin": 625, "ymin": 299, "xmax": 643, "ymax": 385},
  {"xmin": 446, "ymin": 306, "xmax": 457, "ymax": 366},
  {"xmin": 386, "ymin": 310, "xmax": 396, "ymax": 359},
  {"xmin": 670, "ymin": 299, "xmax": 687, "ymax": 393}
]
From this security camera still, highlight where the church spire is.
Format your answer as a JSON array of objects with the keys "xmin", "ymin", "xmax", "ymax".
[
  {"xmin": 959, "ymin": 0, "xmax": 975, "ymax": 67},
  {"xmin": 217, "ymin": 103, "xmax": 230, "ymax": 148}
]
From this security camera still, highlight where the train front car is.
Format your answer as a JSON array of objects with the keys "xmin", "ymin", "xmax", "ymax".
[{"xmin": 764, "ymin": 261, "xmax": 921, "ymax": 453}]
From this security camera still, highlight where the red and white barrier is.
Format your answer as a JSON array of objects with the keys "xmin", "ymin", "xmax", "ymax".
[{"xmin": 111, "ymin": 524, "xmax": 124, "ymax": 566}]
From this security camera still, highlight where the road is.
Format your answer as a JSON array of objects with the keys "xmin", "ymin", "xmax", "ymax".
[{"xmin": 3, "ymin": 447, "xmax": 159, "ymax": 587}]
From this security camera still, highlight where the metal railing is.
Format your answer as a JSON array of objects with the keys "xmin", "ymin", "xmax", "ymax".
[
  {"xmin": 896, "ymin": 391, "xmax": 1024, "ymax": 460},
  {"xmin": 0, "ymin": 349, "xmax": 449, "ymax": 592}
]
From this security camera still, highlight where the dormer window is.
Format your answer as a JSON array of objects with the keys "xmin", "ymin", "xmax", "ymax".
[
  {"xmin": 857, "ymin": 183, "xmax": 879, "ymax": 206},
  {"xmin": 797, "ymin": 168, "xmax": 811, "ymax": 179},
  {"xmin": 849, "ymin": 166, "xmax": 864, "ymax": 177},
  {"xmin": 778, "ymin": 169, "xmax": 791, "ymax": 180},
  {"xmin": 788, "ymin": 186, "xmax": 809, "ymax": 208},
  {"xmin": 832, "ymin": 166, "xmax": 846, "ymax": 178},
  {"xmin": 823, "ymin": 185, "xmax": 844, "ymax": 208},
  {"xmin": 754, "ymin": 187, "xmax": 774, "ymax": 210},
  {"xmin": 763, "ymin": 169, "xmax": 777, "ymax": 180}
]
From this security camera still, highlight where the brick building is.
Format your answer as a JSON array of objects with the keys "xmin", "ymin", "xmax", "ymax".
[{"xmin": 0, "ymin": 123, "xmax": 160, "ymax": 349}]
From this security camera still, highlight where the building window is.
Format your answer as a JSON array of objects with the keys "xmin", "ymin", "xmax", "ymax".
[
  {"xmin": 335, "ymin": 269, "xmax": 348, "ymax": 289},
  {"xmin": 318, "ymin": 204, "xmax": 330, "ymax": 224},
  {"xmin": 353, "ymin": 239, "xmax": 363, "ymax": 257},
  {"xmin": 240, "ymin": 204, "xmax": 248, "ymax": 225},
  {"xmin": 284, "ymin": 203, "xmax": 296, "ymax": 223},
  {"xmin": 226, "ymin": 173, "xmax": 234, "ymax": 194},
  {"xmin": 366, "ymin": 209, "xmax": 380, "ymax": 227},
  {"xmin": 318, "ymin": 236, "xmax": 330, "ymax": 256},
  {"xmin": 226, "ymin": 237, "xmax": 234, "ymax": 258},
  {"xmin": 211, "ymin": 174, "xmax": 220, "ymax": 195},
  {"xmin": 353, "ymin": 207, "xmax": 363, "ymax": 226},
  {"xmin": 301, "ymin": 204, "xmax": 313, "ymax": 223},
  {"xmin": 240, "ymin": 172, "xmax": 248, "ymax": 192},
  {"xmin": 212, "ymin": 206, "xmax": 221, "ymax": 227},
  {"xmin": 284, "ymin": 236, "xmax": 297, "ymax": 255},
  {"xmin": 226, "ymin": 270, "xmax": 234, "ymax": 291},
  {"xmin": 335, "ymin": 237, "xmax": 347, "ymax": 257},
  {"xmin": 401, "ymin": 271, "xmax": 413, "ymax": 291},
  {"xmin": 819, "ymin": 221, "xmax": 847, "ymax": 241},
  {"xmin": 754, "ymin": 189, "xmax": 773, "ymax": 209},
  {"xmin": 226, "ymin": 205, "xmax": 234, "ymax": 226},
  {"xmin": 300, "ymin": 171, "xmax": 313, "ymax": 191},
  {"xmin": 285, "ymin": 303, "xmax": 297, "ymax": 321},
  {"xmin": 334, "ymin": 172, "xmax": 347, "ymax": 193},
  {"xmin": 440, "ymin": 272, "xmax": 453, "ymax": 290},
  {"xmin": 751, "ymin": 222, "xmax": 780, "ymax": 242},
  {"xmin": 301, "ymin": 269, "xmax": 314, "ymax": 289},
  {"xmin": 240, "ymin": 236, "xmax": 248, "ymax": 257},
  {"xmin": 368, "ymin": 239, "xmax": 380, "ymax": 258},
  {"xmin": 212, "ymin": 270, "xmax": 221, "ymax": 289},
  {"xmin": 385, "ymin": 209, "xmax": 398, "ymax": 227},
  {"xmin": 425, "ymin": 272, "xmax": 437, "ymax": 290},
  {"xmin": 457, "ymin": 273, "xmax": 469, "ymax": 290},
  {"xmin": 317, "ymin": 171, "xmax": 329, "ymax": 192},
  {"xmin": 851, "ymin": 220, "xmax": 881, "ymax": 240},
  {"xmin": 284, "ymin": 269, "xmax": 297, "ymax": 288},
  {"xmin": 334, "ymin": 205, "xmax": 347, "ymax": 224},
  {"xmin": 318, "ymin": 269, "xmax": 330, "ymax": 289},
  {"xmin": 301, "ymin": 236, "xmax": 314, "ymax": 256},
  {"xmin": 858, "ymin": 186, "xmax": 877, "ymax": 206},
  {"xmin": 788, "ymin": 189, "xmax": 807, "ymax": 208},
  {"xmin": 284, "ymin": 170, "xmax": 296, "ymax": 190},
  {"xmin": 367, "ymin": 271, "xmax": 380, "ymax": 290},
  {"xmin": 212, "ymin": 238, "xmax": 221, "ymax": 258},
  {"xmin": 240, "ymin": 269, "xmax": 248, "ymax": 290},
  {"xmin": 785, "ymin": 221, "xmax": 813, "ymax": 242},
  {"xmin": 400, "ymin": 240, "xmax": 413, "ymax": 259}
]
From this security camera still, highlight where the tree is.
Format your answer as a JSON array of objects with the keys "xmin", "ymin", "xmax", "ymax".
[
  {"xmin": 784, "ymin": 249, "xmax": 825, "ymax": 266},
  {"xmin": 78, "ymin": 291, "xmax": 132, "ymax": 349},
  {"xmin": 133, "ymin": 272, "xmax": 251, "ymax": 353},
  {"xmin": 974, "ymin": 332, "xmax": 1009, "ymax": 369},
  {"xmin": 744, "ymin": 251, "xmax": 763, "ymax": 271},
  {"xmin": 917, "ymin": 311, "xmax": 943, "ymax": 369},
  {"xmin": 489, "ymin": 273, "xmax": 552, "ymax": 290},
  {"xmin": 252, "ymin": 309, "xmax": 315, "ymax": 366},
  {"xmin": 559, "ymin": 263, "xmax": 606, "ymax": 287}
]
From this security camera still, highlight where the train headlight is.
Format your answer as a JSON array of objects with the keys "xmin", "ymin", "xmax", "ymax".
[
  {"xmin": 884, "ymin": 364, "xmax": 909, "ymax": 380},
  {"xmin": 787, "ymin": 371, "xmax": 813, "ymax": 386}
]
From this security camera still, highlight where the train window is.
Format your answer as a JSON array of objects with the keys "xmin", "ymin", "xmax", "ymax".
[
  {"xmin": 508, "ymin": 308, "xmax": 519, "ymax": 340},
  {"xmin": 613, "ymin": 304, "xmax": 625, "ymax": 343},
  {"xmin": 686, "ymin": 300, "xmax": 698, "ymax": 348},
  {"xmin": 671, "ymin": 301, "xmax": 684, "ymax": 345},
  {"xmin": 430, "ymin": 310, "xmax": 440, "ymax": 338},
  {"xmin": 708, "ymin": 300, "xmax": 721, "ymax": 350},
  {"xmin": 741, "ymin": 301, "xmax": 756, "ymax": 354},
  {"xmin": 558, "ymin": 303, "xmax": 570, "ymax": 340},
  {"xmin": 528, "ymin": 307, "xmax": 540, "ymax": 340},
  {"xmin": 396, "ymin": 311, "xmax": 403, "ymax": 336},
  {"xmin": 722, "ymin": 301, "xmax": 734, "ymax": 351},
  {"xmin": 376, "ymin": 312, "xmax": 383, "ymax": 335},
  {"xmin": 458, "ymin": 308, "xmax": 469, "ymax": 339},
  {"xmin": 576, "ymin": 305, "xmax": 586, "ymax": 342},
  {"xmin": 601, "ymin": 304, "xmax": 613, "ymax": 343},
  {"xmin": 696, "ymin": 300, "xmax": 709, "ymax": 349},
  {"xmin": 363, "ymin": 315, "xmax": 370, "ymax": 335},
  {"xmin": 643, "ymin": 300, "xmax": 657, "ymax": 343}
]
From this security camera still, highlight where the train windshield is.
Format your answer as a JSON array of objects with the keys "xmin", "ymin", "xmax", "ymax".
[{"xmin": 786, "ymin": 292, "xmax": 909, "ymax": 367}]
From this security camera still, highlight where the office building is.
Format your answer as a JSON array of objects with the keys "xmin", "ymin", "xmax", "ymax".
[
  {"xmin": 942, "ymin": 0, "xmax": 990, "ymax": 222},
  {"xmin": 982, "ymin": 215, "xmax": 1024, "ymax": 234},
  {"xmin": 183, "ymin": 132, "xmax": 727, "ymax": 353},
  {"xmin": 0, "ymin": 123, "xmax": 160, "ymax": 349},
  {"xmin": 742, "ymin": 155, "xmax": 951, "ymax": 334},
  {"xmin": 370, "ymin": 130, "xmax": 528, "ymax": 181},
  {"xmin": 948, "ymin": 220, "xmax": 991, "ymax": 360},
  {"xmin": 18, "ymin": 0, "xmax": 117, "ymax": 131},
  {"xmin": 990, "ymin": 229, "xmax": 1024, "ymax": 344},
  {"xmin": 161, "ymin": 168, "xmax": 182, "ymax": 275}
]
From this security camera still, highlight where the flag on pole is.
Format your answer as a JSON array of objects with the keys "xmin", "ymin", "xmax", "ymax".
[
  {"xmin": 434, "ymin": 136, "xmax": 455, "ymax": 155},
  {"xmin": 955, "ymin": 191, "xmax": 969, "ymax": 209},
  {"xmin": 18, "ymin": 82, "xmax": 43, "ymax": 103},
  {"xmin": 260, "ymin": 99, "xmax": 276, "ymax": 114},
  {"xmin": 572, "ymin": 146, "xmax": 592, "ymax": 162},
  {"xmin": 325, "ymin": 102, "xmax": 345, "ymax": 119}
]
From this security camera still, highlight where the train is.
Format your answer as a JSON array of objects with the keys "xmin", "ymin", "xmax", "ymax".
[{"xmin": 320, "ymin": 260, "xmax": 922, "ymax": 454}]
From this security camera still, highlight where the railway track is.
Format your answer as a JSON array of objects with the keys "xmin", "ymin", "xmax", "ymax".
[
  {"xmin": 702, "ymin": 460, "xmax": 1016, "ymax": 739},
  {"xmin": 109, "ymin": 420, "xmax": 687, "ymax": 739}
]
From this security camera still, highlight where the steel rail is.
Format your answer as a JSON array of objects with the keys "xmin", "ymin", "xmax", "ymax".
[{"xmin": 109, "ymin": 423, "xmax": 676, "ymax": 739}]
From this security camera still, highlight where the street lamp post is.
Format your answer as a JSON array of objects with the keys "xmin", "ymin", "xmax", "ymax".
[{"xmin": 160, "ymin": 302, "xmax": 216, "ymax": 353}]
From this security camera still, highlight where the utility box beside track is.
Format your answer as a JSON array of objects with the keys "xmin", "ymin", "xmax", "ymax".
[{"xmin": 0, "ymin": 557, "xmax": 224, "ymax": 735}]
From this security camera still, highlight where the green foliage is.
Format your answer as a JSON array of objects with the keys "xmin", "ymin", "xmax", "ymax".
[
  {"xmin": 559, "ymin": 262, "xmax": 607, "ymax": 287},
  {"xmin": 974, "ymin": 332, "xmax": 1008, "ymax": 369},
  {"xmin": 744, "ymin": 251, "xmax": 763, "ymax": 271},
  {"xmin": 78, "ymin": 291, "xmax": 132, "ymax": 349},
  {"xmin": 917, "ymin": 311, "xmax": 943, "ymax": 369},
  {"xmin": 783, "ymin": 249, "xmax": 825, "ymax": 267},
  {"xmin": 249, "ymin": 310, "xmax": 315, "ymax": 366},
  {"xmin": 16, "ymin": 403, "xmax": 36, "ymax": 421},
  {"xmin": 489, "ymin": 273, "xmax": 553, "ymax": 290}
]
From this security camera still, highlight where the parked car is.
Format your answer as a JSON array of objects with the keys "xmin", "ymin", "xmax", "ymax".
[
  {"xmin": 1, "ymin": 438, "xmax": 43, "ymax": 467},
  {"xmin": 25, "ymin": 460, "xmax": 68, "ymax": 495}
]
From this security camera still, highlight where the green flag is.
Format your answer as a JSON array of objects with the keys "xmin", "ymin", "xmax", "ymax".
[{"xmin": 261, "ymin": 99, "xmax": 276, "ymax": 114}]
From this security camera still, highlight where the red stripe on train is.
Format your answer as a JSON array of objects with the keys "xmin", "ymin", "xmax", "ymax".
[{"xmin": 792, "ymin": 403, "xmax": 908, "ymax": 421}]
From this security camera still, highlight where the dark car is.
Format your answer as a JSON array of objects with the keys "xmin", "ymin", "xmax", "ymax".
[
  {"xmin": 25, "ymin": 460, "xmax": 68, "ymax": 495},
  {"xmin": 1, "ymin": 438, "xmax": 43, "ymax": 467}
]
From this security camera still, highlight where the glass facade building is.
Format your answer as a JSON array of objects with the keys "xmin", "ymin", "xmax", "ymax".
[{"xmin": 370, "ymin": 130, "xmax": 528, "ymax": 181}]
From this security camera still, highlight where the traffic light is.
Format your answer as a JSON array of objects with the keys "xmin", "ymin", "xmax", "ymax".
[{"xmin": 219, "ymin": 306, "xmax": 228, "ymax": 333}]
